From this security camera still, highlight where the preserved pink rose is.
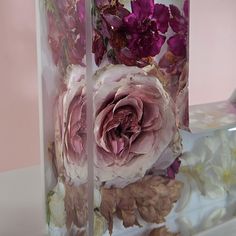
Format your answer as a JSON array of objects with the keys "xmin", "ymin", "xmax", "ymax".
[
  {"xmin": 54, "ymin": 66, "xmax": 87, "ymax": 183},
  {"xmin": 94, "ymin": 65, "xmax": 177, "ymax": 183}
]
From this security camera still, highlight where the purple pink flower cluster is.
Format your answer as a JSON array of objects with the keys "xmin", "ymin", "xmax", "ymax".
[
  {"xmin": 46, "ymin": 0, "xmax": 86, "ymax": 71},
  {"xmin": 93, "ymin": 0, "xmax": 189, "ymax": 68},
  {"xmin": 159, "ymin": 0, "xmax": 189, "ymax": 75}
]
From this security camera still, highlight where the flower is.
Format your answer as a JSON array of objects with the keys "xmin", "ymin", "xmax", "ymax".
[
  {"xmin": 100, "ymin": 175, "xmax": 183, "ymax": 234},
  {"xmin": 54, "ymin": 65, "xmax": 87, "ymax": 183},
  {"xmin": 123, "ymin": 0, "xmax": 169, "ymax": 59},
  {"xmin": 47, "ymin": 180, "xmax": 88, "ymax": 235},
  {"xmin": 47, "ymin": 181, "xmax": 66, "ymax": 228},
  {"xmin": 168, "ymin": 0, "xmax": 189, "ymax": 57},
  {"xmin": 93, "ymin": 65, "xmax": 177, "ymax": 183},
  {"xmin": 147, "ymin": 131, "xmax": 183, "ymax": 179},
  {"xmin": 180, "ymin": 129, "xmax": 236, "ymax": 198},
  {"xmin": 209, "ymin": 131, "xmax": 236, "ymax": 193},
  {"xmin": 157, "ymin": 1, "xmax": 189, "ymax": 130},
  {"xmin": 93, "ymin": 0, "xmax": 169, "ymax": 67},
  {"xmin": 46, "ymin": 0, "xmax": 86, "ymax": 72},
  {"xmin": 64, "ymin": 182, "xmax": 88, "ymax": 230},
  {"xmin": 158, "ymin": 1, "xmax": 189, "ymax": 78},
  {"xmin": 92, "ymin": 0, "xmax": 130, "ymax": 65}
]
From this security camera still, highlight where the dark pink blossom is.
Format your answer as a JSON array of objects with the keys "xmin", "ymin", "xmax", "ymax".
[
  {"xmin": 168, "ymin": 0, "xmax": 189, "ymax": 57},
  {"xmin": 93, "ymin": 0, "xmax": 170, "ymax": 67},
  {"xmin": 123, "ymin": 0, "xmax": 169, "ymax": 59}
]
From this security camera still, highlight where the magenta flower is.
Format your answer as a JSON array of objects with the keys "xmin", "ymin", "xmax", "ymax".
[
  {"xmin": 168, "ymin": 0, "xmax": 189, "ymax": 57},
  {"xmin": 92, "ymin": 0, "xmax": 170, "ymax": 67},
  {"xmin": 123, "ymin": 0, "xmax": 169, "ymax": 59}
]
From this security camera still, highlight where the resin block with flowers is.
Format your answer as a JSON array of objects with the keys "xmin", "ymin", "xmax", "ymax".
[{"xmin": 37, "ymin": 0, "xmax": 189, "ymax": 235}]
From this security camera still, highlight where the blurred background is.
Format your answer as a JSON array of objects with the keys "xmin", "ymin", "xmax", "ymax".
[{"xmin": 0, "ymin": 0, "xmax": 235, "ymax": 172}]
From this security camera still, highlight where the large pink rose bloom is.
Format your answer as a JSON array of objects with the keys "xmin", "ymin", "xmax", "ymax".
[
  {"xmin": 94, "ymin": 65, "xmax": 177, "ymax": 183},
  {"xmin": 54, "ymin": 66, "xmax": 87, "ymax": 183}
]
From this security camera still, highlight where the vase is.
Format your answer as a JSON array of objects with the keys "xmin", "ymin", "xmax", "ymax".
[{"xmin": 37, "ymin": 0, "xmax": 189, "ymax": 235}]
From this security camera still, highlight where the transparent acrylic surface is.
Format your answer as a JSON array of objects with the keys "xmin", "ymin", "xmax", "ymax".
[
  {"xmin": 38, "ymin": 0, "xmax": 236, "ymax": 236},
  {"xmin": 177, "ymin": 127, "xmax": 236, "ymax": 235},
  {"xmin": 38, "ymin": 0, "xmax": 88, "ymax": 235}
]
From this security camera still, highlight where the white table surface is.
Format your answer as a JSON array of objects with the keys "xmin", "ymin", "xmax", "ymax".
[
  {"xmin": 1, "ymin": 165, "xmax": 236, "ymax": 236},
  {"xmin": 0, "ymin": 166, "xmax": 45, "ymax": 236}
]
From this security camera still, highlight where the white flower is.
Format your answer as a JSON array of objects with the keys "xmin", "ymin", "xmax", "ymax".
[
  {"xmin": 48, "ymin": 181, "xmax": 66, "ymax": 228},
  {"xmin": 209, "ymin": 131, "xmax": 236, "ymax": 194},
  {"xmin": 180, "ymin": 129, "xmax": 236, "ymax": 198}
]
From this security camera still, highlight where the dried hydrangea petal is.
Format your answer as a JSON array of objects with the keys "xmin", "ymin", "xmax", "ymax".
[
  {"xmin": 64, "ymin": 183, "xmax": 88, "ymax": 229},
  {"xmin": 100, "ymin": 175, "xmax": 183, "ymax": 234}
]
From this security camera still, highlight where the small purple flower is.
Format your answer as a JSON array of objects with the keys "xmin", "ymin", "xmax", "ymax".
[
  {"xmin": 123, "ymin": 0, "xmax": 169, "ymax": 59},
  {"xmin": 168, "ymin": 0, "xmax": 189, "ymax": 57}
]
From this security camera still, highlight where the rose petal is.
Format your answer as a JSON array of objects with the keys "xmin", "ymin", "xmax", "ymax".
[
  {"xmin": 168, "ymin": 35, "xmax": 186, "ymax": 57},
  {"xmin": 130, "ymin": 131, "xmax": 155, "ymax": 154},
  {"xmin": 131, "ymin": 0, "xmax": 154, "ymax": 20},
  {"xmin": 153, "ymin": 4, "xmax": 170, "ymax": 33}
]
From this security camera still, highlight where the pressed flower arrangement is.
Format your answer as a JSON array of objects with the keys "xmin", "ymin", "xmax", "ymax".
[{"xmin": 38, "ymin": 0, "xmax": 236, "ymax": 235}]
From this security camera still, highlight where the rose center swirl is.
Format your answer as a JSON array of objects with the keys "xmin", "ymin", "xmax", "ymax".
[{"xmin": 107, "ymin": 107, "xmax": 141, "ymax": 155}]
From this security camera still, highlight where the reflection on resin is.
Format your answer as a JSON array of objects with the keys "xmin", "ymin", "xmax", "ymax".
[
  {"xmin": 46, "ymin": 0, "xmax": 86, "ymax": 72},
  {"xmin": 40, "ymin": 0, "xmax": 189, "ymax": 235},
  {"xmin": 43, "ymin": 0, "xmax": 88, "ymax": 235}
]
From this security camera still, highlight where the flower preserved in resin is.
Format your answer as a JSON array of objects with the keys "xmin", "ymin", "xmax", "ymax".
[
  {"xmin": 100, "ymin": 175, "xmax": 183, "ymax": 234},
  {"xmin": 93, "ymin": 0, "xmax": 169, "ymax": 67},
  {"xmin": 180, "ymin": 129, "xmax": 236, "ymax": 198},
  {"xmin": 54, "ymin": 66, "xmax": 87, "ymax": 183},
  {"xmin": 123, "ymin": 0, "xmax": 169, "ymax": 60},
  {"xmin": 46, "ymin": 0, "xmax": 86, "ymax": 72},
  {"xmin": 47, "ymin": 180, "xmax": 88, "ymax": 235},
  {"xmin": 168, "ymin": 0, "xmax": 189, "ymax": 57},
  {"xmin": 93, "ymin": 65, "xmax": 178, "ymax": 183}
]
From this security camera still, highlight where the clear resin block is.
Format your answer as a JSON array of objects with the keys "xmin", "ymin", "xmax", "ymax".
[
  {"xmin": 178, "ymin": 126, "xmax": 236, "ymax": 236},
  {"xmin": 37, "ymin": 0, "xmax": 190, "ymax": 235}
]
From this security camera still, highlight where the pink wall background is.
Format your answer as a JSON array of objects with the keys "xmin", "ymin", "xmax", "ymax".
[
  {"xmin": 0, "ymin": 0, "xmax": 39, "ymax": 172},
  {"xmin": 190, "ymin": 0, "xmax": 236, "ymax": 105},
  {"xmin": 0, "ymin": 0, "xmax": 235, "ymax": 172}
]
